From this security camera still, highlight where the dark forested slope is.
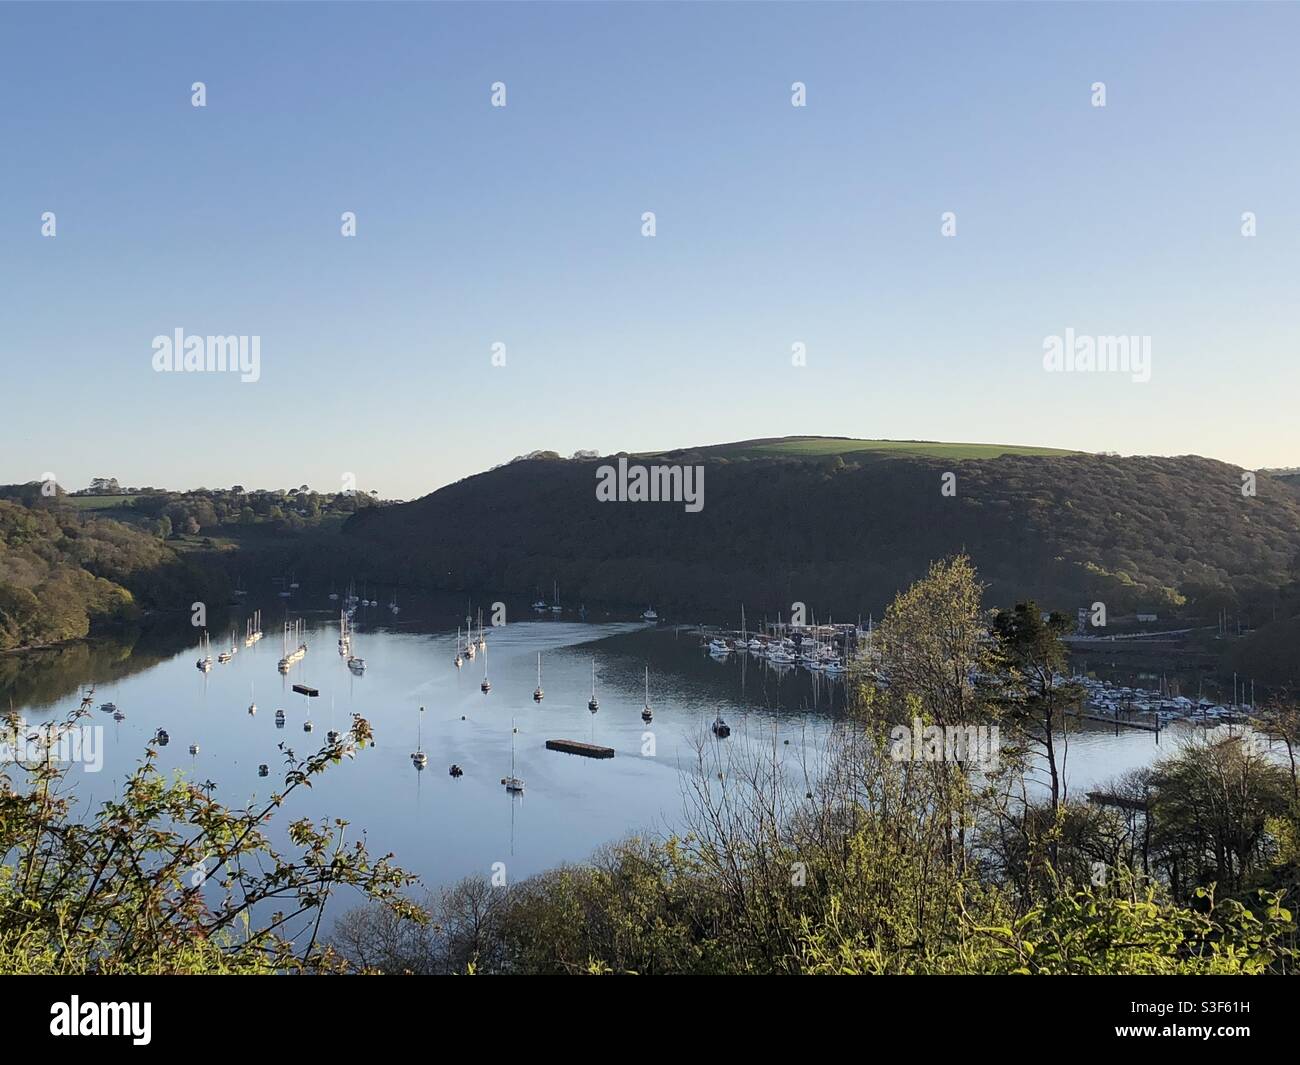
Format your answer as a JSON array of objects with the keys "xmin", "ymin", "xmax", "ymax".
[{"xmin": 344, "ymin": 444, "xmax": 1300, "ymax": 619}]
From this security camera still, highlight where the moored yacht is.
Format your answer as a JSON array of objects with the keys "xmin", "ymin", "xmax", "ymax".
[
  {"xmin": 411, "ymin": 706, "xmax": 428, "ymax": 769},
  {"xmin": 501, "ymin": 723, "xmax": 524, "ymax": 792},
  {"xmin": 195, "ymin": 631, "xmax": 213, "ymax": 672}
]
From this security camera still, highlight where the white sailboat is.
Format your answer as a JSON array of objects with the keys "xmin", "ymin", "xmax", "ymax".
[
  {"xmin": 641, "ymin": 666, "xmax": 653, "ymax": 721},
  {"xmin": 588, "ymin": 660, "xmax": 599, "ymax": 713},
  {"xmin": 279, "ymin": 618, "xmax": 308, "ymax": 673},
  {"xmin": 454, "ymin": 626, "xmax": 463, "ymax": 668},
  {"xmin": 533, "ymin": 653, "xmax": 544, "ymax": 702},
  {"xmin": 550, "ymin": 581, "xmax": 562, "ymax": 614},
  {"xmin": 195, "ymin": 631, "xmax": 212, "ymax": 672},
  {"xmin": 480, "ymin": 643, "xmax": 491, "ymax": 693},
  {"xmin": 411, "ymin": 705, "xmax": 428, "ymax": 769},
  {"xmin": 218, "ymin": 624, "xmax": 237, "ymax": 663},
  {"xmin": 502, "ymin": 723, "xmax": 524, "ymax": 792},
  {"xmin": 347, "ymin": 624, "xmax": 366, "ymax": 674},
  {"xmin": 463, "ymin": 606, "xmax": 476, "ymax": 660},
  {"xmin": 338, "ymin": 610, "xmax": 350, "ymax": 657}
]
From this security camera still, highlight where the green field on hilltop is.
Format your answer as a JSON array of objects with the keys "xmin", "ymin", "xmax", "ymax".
[{"xmin": 658, "ymin": 437, "xmax": 1083, "ymax": 461}]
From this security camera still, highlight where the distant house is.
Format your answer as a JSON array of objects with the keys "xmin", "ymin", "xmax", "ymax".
[{"xmin": 1136, "ymin": 613, "xmax": 1158, "ymax": 623}]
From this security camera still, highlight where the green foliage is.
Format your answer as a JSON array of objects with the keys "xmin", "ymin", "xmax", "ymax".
[
  {"xmin": 0, "ymin": 703, "xmax": 417, "ymax": 974},
  {"xmin": 800, "ymin": 881, "xmax": 1295, "ymax": 975}
]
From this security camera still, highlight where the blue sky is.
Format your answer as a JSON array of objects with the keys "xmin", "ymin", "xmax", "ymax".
[{"xmin": 3, "ymin": 1, "xmax": 1298, "ymax": 498}]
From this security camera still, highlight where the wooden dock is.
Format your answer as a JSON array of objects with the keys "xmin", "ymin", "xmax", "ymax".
[
  {"xmin": 1086, "ymin": 790, "xmax": 1150, "ymax": 811},
  {"xmin": 545, "ymin": 739, "xmax": 615, "ymax": 759},
  {"xmin": 1066, "ymin": 709, "xmax": 1159, "ymax": 733}
]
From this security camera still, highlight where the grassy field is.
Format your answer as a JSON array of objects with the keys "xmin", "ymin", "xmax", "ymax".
[{"xmin": 651, "ymin": 437, "xmax": 1083, "ymax": 462}]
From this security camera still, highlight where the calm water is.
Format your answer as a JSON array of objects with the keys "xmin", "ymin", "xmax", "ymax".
[{"xmin": 3, "ymin": 594, "xmax": 1214, "ymax": 897}]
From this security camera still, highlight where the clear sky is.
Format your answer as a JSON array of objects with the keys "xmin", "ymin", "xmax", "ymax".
[{"xmin": 3, "ymin": 1, "xmax": 1298, "ymax": 499}]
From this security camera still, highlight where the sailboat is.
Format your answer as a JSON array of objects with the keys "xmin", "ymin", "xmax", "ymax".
[
  {"xmin": 454, "ymin": 626, "xmax": 463, "ymax": 668},
  {"xmin": 480, "ymin": 643, "xmax": 491, "ymax": 693},
  {"xmin": 338, "ymin": 610, "xmax": 350, "ymax": 657},
  {"xmin": 247, "ymin": 682, "xmax": 257, "ymax": 716},
  {"xmin": 476, "ymin": 609, "xmax": 486, "ymax": 651},
  {"xmin": 588, "ymin": 660, "xmax": 599, "ymax": 713},
  {"xmin": 218, "ymin": 624, "xmax": 237, "ymax": 663},
  {"xmin": 532, "ymin": 587, "xmax": 548, "ymax": 613},
  {"xmin": 279, "ymin": 619, "xmax": 308, "ymax": 673},
  {"xmin": 641, "ymin": 666, "xmax": 653, "ymax": 721},
  {"xmin": 389, "ymin": 591, "xmax": 400, "ymax": 615},
  {"xmin": 550, "ymin": 581, "xmax": 562, "ymax": 614},
  {"xmin": 501, "ymin": 723, "xmax": 524, "ymax": 792},
  {"xmin": 533, "ymin": 653, "xmax": 544, "ymax": 702},
  {"xmin": 463, "ymin": 605, "xmax": 476, "ymax": 660},
  {"xmin": 195, "ymin": 631, "xmax": 212, "ymax": 672},
  {"xmin": 245, "ymin": 609, "xmax": 263, "ymax": 646},
  {"xmin": 641, "ymin": 606, "xmax": 658, "ymax": 623},
  {"xmin": 411, "ymin": 705, "xmax": 428, "ymax": 769}
]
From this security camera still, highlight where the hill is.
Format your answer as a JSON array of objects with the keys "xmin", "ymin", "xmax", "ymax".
[
  {"xmin": 344, "ymin": 438, "xmax": 1300, "ymax": 623},
  {"xmin": 0, "ymin": 498, "xmax": 227, "ymax": 651}
]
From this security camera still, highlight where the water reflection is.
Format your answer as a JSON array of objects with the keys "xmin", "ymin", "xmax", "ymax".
[{"xmin": 0, "ymin": 592, "xmax": 1194, "ymax": 895}]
